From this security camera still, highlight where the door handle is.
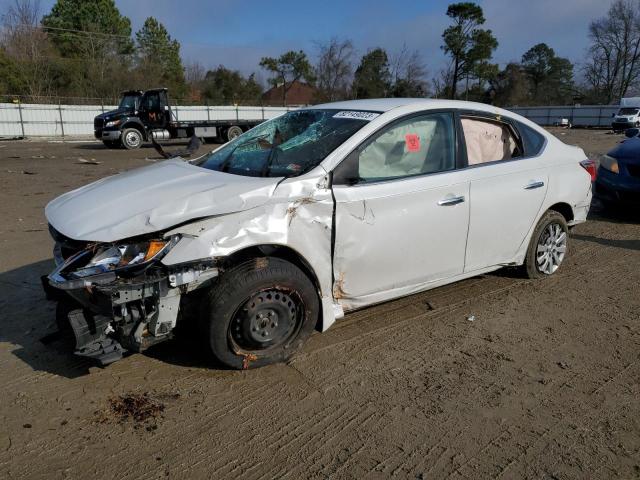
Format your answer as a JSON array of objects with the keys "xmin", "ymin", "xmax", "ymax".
[
  {"xmin": 524, "ymin": 180, "xmax": 545, "ymax": 190},
  {"xmin": 438, "ymin": 195, "xmax": 465, "ymax": 206}
]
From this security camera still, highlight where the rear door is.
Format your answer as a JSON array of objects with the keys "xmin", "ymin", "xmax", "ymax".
[
  {"xmin": 461, "ymin": 114, "xmax": 549, "ymax": 272},
  {"xmin": 331, "ymin": 111, "xmax": 470, "ymax": 306}
]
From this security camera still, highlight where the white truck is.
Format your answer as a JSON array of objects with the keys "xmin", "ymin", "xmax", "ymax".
[{"xmin": 612, "ymin": 97, "xmax": 640, "ymax": 132}]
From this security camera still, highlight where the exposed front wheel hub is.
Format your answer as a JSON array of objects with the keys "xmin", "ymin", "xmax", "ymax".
[{"xmin": 230, "ymin": 289, "xmax": 300, "ymax": 351}]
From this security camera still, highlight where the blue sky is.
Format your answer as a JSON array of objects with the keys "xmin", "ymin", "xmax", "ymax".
[{"xmin": 1, "ymin": 0, "xmax": 616, "ymax": 82}]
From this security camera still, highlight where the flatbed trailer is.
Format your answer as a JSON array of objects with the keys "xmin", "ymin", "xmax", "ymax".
[{"xmin": 94, "ymin": 88, "xmax": 265, "ymax": 149}]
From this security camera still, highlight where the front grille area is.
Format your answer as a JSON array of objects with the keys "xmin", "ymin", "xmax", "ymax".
[
  {"xmin": 94, "ymin": 118, "xmax": 104, "ymax": 130},
  {"xmin": 626, "ymin": 163, "xmax": 640, "ymax": 178},
  {"xmin": 48, "ymin": 224, "xmax": 89, "ymax": 260}
]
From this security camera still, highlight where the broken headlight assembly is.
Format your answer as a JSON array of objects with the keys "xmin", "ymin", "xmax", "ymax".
[
  {"xmin": 50, "ymin": 235, "xmax": 181, "ymax": 287},
  {"xmin": 72, "ymin": 237, "xmax": 177, "ymax": 278}
]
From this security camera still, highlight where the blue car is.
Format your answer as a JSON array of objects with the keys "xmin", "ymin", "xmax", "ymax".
[{"xmin": 595, "ymin": 130, "xmax": 640, "ymax": 206}]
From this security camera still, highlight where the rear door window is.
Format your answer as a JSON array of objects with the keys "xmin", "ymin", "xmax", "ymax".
[
  {"xmin": 461, "ymin": 117, "xmax": 521, "ymax": 166},
  {"xmin": 515, "ymin": 121, "xmax": 546, "ymax": 157}
]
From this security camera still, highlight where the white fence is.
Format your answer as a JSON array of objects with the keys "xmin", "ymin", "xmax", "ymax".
[
  {"xmin": 508, "ymin": 105, "xmax": 619, "ymax": 127},
  {"xmin": 0, "ymin": 103, "xmax": 295, "ymax": 138},
  {"xmin": 0, "ymin": 102, "xmax": 622, "ymax": 138}
]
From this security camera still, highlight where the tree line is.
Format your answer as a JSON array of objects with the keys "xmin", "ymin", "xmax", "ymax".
[{"xmin": 1, "ymin": 0, "xmax": 640, "ymax": 106}]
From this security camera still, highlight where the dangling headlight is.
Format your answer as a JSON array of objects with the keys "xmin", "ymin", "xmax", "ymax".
[{"xmin": 71, "ymin": 236, "xmax": 179, "ymax": 278}]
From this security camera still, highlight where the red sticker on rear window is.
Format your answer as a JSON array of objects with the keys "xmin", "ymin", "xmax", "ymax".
[{"xmin": 405, "ymin": 133, "xmax": 420, "ymax": 152}]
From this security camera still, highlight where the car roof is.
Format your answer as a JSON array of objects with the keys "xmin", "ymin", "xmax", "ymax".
[
  {"xmin": 309, "ymin": 98, "xmax": 507, "ymax": 114},
  {"xmin": 307, "ymin": 98, "xmax": 549, "ymax": 138}
]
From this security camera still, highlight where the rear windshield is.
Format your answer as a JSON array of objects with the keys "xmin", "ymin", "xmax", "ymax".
[
  {"xmin": 619, "ymin": 108, "xmax": 639, "ymax": 115},
  {"xmin": 195, "ymin": 109, "xmax": 375, "ymax": 177}
]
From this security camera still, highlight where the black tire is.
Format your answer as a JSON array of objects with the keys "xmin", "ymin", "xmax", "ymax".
[
  {"xmin": 121, "ymin": 128, "xmax": 143, "ymax": 149},
  {"xmin": 523, "ymin": 210, "xmax": 569, "ymax": 279},
  {"xmin": 225, "ymin": 125, "xmax": 243, "ymax": 142},
  {"xmin": 102, "ymin": 140, "xmax": 120, "ymax": 149},
  {"xmin": 201, "ymin": 257, "xmax": 318, "ymax": 369}
]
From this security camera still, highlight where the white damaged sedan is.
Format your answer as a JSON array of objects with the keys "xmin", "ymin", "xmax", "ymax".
[{"xmin": 44, "ymin": 99, "xmax": 594, "ymax": 368}]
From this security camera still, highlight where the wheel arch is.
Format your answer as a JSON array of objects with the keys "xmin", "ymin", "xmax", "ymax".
[
  {"xmin": 122, "ymin": 120, "xmax": 148, "ymax": 140},
  {"xmin": 514, "ymin": 202, "xmax": 575, "ymax": 265},
  {"xmin": 547, "ymin": 202, "xmax": 575, "ymax": 223},
  {"xmin": 220, "ymin": 244, "xmax": 324, "ymax": 330}
]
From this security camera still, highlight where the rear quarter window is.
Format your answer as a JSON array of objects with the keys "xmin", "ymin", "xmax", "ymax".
[{"xmin": 517, "ymin": 122, "xmax": 546, "ymax": 157}]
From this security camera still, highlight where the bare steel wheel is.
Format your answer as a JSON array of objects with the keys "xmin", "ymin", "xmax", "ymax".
[
  {"xmin": 200, "ymin": 257, "xmax": 318, "ymax": 369},
  {"xmin": 523, "ymin": 210, "xmax": 569, "ymax": 279},
  {"xmin": 229, "ymin": 288, "xmax": 303, "ymax": 353}
]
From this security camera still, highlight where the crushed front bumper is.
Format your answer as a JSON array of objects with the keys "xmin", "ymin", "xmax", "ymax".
[
  {"xmin": 612, "ymin": 121, "xmax": 635, "ymax": 131},
  {"xmin": 94, "ymin": 128, "xmax": 121, "ymax": 141},
  {"xmin": 42, "ymin": 247, "xmax": 218, "ymax": 366}
]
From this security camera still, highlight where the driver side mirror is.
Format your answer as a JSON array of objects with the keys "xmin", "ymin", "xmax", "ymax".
[{"xmin": 624, "ymin": 128, "xmax": 639, "ymax": 138}]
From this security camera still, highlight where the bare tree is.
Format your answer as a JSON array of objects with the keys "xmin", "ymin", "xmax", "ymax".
[
  {"xmin": 1, "ymin": 0, "xmax": 54, "ymax": 97},
  {"xmin": 584, "ymin": 0, "xmax": 640, "ymax": 103},
  {"xmin": 431, "ymin": 68, "xmax": 453, "ymax": 99},
  {"xmin": 185, "ymin": 61, "xmax": 206, "ymax": 85},
  {"xmin": 390, "ymin": 43, "xmax": 428, "ymax": 97},
  {"xmin": 315, "ymin": 37, "xmax": 354, "ymax": 102}
]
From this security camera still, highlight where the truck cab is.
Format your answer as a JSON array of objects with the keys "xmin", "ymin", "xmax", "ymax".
[
  {"xmin": 612, "ymin": 97, "xmax": 640, "ymax": 132},
  {"xmin": 94, "ymin": 88, "xmax": 261, "ymax": 149}
]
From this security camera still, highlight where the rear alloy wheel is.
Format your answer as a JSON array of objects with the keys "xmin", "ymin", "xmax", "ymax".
[
  {"xmin": 121, "ymin": 128, "xmax": 143, "ymax": 149},
  {"xmin": 225, "ymin": 125, "xmax": 243, "ymax": 142},
  {"xmin": 523, "ymin": 210, "xmax": 568, "ymax": 279},
  {"xmin": 201, "ymin": 257, "xmax": 318, "ymax": 369}
]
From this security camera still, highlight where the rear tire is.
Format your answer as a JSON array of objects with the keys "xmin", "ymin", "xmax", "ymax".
[
  {"xmin": 121, "ymin": 128, "xmax": 143, "ymax": 150},
  {"xmin": 523, "ymin": 210, "xmax": 568, "ymax": 279},
  {"xmin": 225, "ymin": 125, "xmax": 243, "ymax": 142},
  {"xmin": 200, "ymin": 257, "xmax": 318, "ymax": 369}
]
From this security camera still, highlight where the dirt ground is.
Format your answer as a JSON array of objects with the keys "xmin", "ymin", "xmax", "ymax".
[{"xmin": 0, "ymin": 130, "xmax": 639, "ymax": 479}]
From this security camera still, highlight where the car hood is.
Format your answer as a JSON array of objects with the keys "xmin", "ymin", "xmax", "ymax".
[
  {"xmin": 609, "ymin": 136, "xmax": 640, "ymax": 163},
  {"xmin": 45, "ymin": 159, "xmax": 282, "ymax": 242}
]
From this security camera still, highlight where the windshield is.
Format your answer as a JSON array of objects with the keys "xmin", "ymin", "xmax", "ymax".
[
  {"xmin": 619, "ymin": 108, "xmax": 639, "ymax": 115},
  {"xmin": 119, "ymin": 94, "xmax": 140, "ymax": 110},
  {"xmin": 195, "ymin": 109, "xmax": 376, "ymax": 177}
]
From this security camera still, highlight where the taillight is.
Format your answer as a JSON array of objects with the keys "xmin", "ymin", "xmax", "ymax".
[{"xmin": 580, "ymin": 159, "xmax": 597, "ymax": 181}]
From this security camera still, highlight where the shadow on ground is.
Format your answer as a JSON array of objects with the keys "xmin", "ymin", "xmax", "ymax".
[{"xmin": 0, "ymin": 259, "xmax": 217, "ymax": 378}]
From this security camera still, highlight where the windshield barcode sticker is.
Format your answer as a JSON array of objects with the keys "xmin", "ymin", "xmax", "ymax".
[{"xmin": 333, "ymin": 111, "xmax": 380, "ymax": 121}]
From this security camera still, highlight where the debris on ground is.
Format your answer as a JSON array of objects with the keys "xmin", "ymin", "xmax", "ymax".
[
  {"xmin": 101, "ymin": 393, "xmax": 165, "ymax": 426},
  {"xmin": 557, "ymin": 361, "xmax": 570, "ymax": 370},
  {"xmin": 77, "ymin": 158, "xmax": 101, "ymax": 165},
  {"xmin": 466, "ymin": 314, "xmax": 476, "ymax": 322},
  {"xmin": 5, "ymin": 169, "xmax": 36, "ymax": 174}
]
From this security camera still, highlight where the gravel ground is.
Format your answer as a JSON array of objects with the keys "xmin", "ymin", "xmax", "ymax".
[{"xmin": 0, "ymin": 131, "xmax": 638, "ymax": 479}]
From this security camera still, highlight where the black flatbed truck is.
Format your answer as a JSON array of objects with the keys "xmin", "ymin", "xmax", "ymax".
[{"xmin": 94, "ymin": 88, "xmax": 263, "ymax": 149}]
